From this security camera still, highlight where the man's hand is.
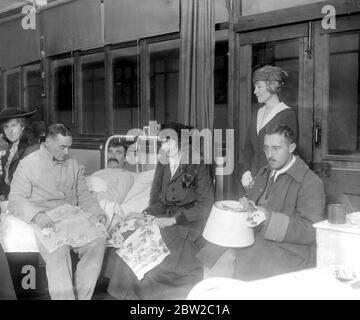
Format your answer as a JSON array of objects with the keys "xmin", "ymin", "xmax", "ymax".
[
  {"xmin": 255, "ymin": 205, "xmax": 270, "ymax": 220},
  {"xmin": 245, "ymin": 206, "xmax": 268, "ymax": 227},
  {"xmin": 32, "ymin": 212, "xmax": 55, "ymax": 229},
  {"xmin": 155, "ymin": 217, "xmax": 176, "ymax": 229},
  {"xmin": 89, "ymin": 214, "xmax": 107, "ymax": 225},
  {"xmin": 241, "ymin": 171, "xmax": 254, "ymax": 189}
]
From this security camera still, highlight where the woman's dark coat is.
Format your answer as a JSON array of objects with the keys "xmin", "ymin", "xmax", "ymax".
[
  {"xmin": 106, "ymin": 160, "xmax": 214, "ymax": 300},
  {"xmin": 0, "ymin": 130, "xmax": 40, "ymax": 197}
]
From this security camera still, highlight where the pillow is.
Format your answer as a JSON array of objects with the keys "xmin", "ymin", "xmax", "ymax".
[
  {"xmin": 88, "ymin": 168, "xmax": 134, "ymax": 204},
  {"xmin": 123, "ymin": 169, "xmax": 155, "ymax": 203},
  {"xmin": 121, "ymin": 187, "xmax": 151, "ymax": 216},
  {"xmin": 86, "ymin": 176, "xmax": 108, "ymax": 193}
]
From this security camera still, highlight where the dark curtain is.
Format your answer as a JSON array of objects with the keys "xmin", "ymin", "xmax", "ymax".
[{"xmin": 178, "ymin": 0, "xmax": 215, "ymax": 130}]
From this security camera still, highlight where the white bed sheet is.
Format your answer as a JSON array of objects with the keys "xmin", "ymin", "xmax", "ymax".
[
  {"xmin": 187, "ymin": 268, "xmax": 360, "ymax": 300},
  {"xmin": 0, "ymin": 211, "xmax": 39, "ymax": 253}
]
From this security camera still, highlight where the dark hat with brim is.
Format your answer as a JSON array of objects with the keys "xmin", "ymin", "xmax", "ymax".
[{"xmin": 0, "ymin": 108, "xmax": 37, "ymax": 123}]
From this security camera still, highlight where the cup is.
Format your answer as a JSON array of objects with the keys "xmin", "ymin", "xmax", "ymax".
[{"xmin": 327, "ymin": 204, "xmax": 346, "ymax": 224}]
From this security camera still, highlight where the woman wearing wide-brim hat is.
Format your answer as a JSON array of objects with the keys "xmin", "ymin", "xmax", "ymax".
[
  {"xmin": 0, "ymin": 108, "xmax": 41, "ymax": 199},
  {"xmin": 0, "ymin": 108, "xmax": 43, "ymax": 300}
]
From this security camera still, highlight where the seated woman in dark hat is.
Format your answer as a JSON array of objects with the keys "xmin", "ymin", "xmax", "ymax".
[
  {"xmin": 0, "ymin": 108, "xmax": 42, "ymax": 300},
  {"xmin": 0, "ymin": 108, "xmax": 41, "ymax": 199},
  {"xmin": 105, "ymin": 122, "xmax": 214, "ymax": 300}
]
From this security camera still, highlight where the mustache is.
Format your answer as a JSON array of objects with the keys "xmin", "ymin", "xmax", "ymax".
[{"xmin": 107, "ymin": 158, "xmax": 119, "ymax": 164}]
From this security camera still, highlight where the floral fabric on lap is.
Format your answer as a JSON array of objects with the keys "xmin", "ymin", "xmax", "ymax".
[{"xmin": 110, "ymin": 216, "xmax": 170, "ymax": 280}]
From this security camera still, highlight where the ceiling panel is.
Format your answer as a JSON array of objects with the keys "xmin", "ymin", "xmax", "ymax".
[
  {"xmin": 0, "ymin": 1, "xmax": 49, "ymax": 14},
  {"xmin": 0, "ymin": 1, "xmax": 27, "ymax": 13}
]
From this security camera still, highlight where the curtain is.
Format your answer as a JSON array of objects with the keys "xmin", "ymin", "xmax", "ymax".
[{"xmin": 178, "ymin": 0, "xmax": 215, "ymax": 131}]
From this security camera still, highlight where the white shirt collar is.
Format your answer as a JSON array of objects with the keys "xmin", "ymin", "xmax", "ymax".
[
  {"xmin": 270, "ymin": 155, "xmax": 296, "ymax": 182},
  {"xmin": 169, "ymin": 152, "xmax": 181, "ymax": 177},
  {"xmin": 257, "ymin": 102, "xmax": 290, "ymax": 134}
]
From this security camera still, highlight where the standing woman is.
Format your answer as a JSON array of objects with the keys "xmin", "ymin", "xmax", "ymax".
[
  {"xmin": 0, "ymin": 108, "xmax": 40, "ymax": 199},
  {"xmin": 241, "ymin": 65, "xmax": 298, "ymax": 189}
]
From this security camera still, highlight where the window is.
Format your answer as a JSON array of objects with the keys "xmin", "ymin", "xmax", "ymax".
[
  {"xmin": 149, "ymin": 39, "xmax": 180, "ymax": 124},
  {"xmin": 45, "ymin": 32, "xmax": 230, "ymax": 141},
  {"xmin": 328, "ymin": 32, "xmax": 360, "ymax": 155},
  {"xmin": 50, "ymin": 57, "xmax": 74, "ymax": 127},
  {"xmin": 113, "ymin": 46, "xmax": 140, "ymax": 133},
  {"xmin": 80, "ymin": 52, "xmax": 106, "ymax": 134},
  {"xmin": 5, "ymin": 67, "xmax": 20, "ymax": 109},
  {"xmin": 24, "ymin": 63, "xmax": 44, "ymax": 121}
]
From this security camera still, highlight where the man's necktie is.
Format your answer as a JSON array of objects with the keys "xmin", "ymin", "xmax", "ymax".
[{"xmin": 265, "ymin": 174, "xmax": 275, "ymax": 200}]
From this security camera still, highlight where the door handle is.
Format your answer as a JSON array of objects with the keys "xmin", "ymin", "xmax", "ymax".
[{"xmin": 314, "ymin": 123, "xmax": 322, "ymax": 147}]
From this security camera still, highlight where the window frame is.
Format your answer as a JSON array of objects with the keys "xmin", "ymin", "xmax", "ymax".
[
  {"xmin": 314, "ymin": 16, "xmax": 360, "ymax": 162},
  {"xmin": 0, "ymin": 61, "xmax": 43, "ymax": 113},
  {"xmin": 39, "ymin": 25, "xmax": 229, "ymax": 149},
  {"xmin": 78, "ymin": 48, "xmax": 107, "ymax": 137}
]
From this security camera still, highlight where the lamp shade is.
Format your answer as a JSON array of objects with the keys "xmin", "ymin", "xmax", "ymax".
[{"xmin": 203, "ymin": 200, "xmax": 255, "ymax": 248}]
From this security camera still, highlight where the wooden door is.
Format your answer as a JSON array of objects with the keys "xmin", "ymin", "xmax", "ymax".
[
  {"xmin": 237, "ymin": 23, "xmax": 315, "ymax": 169},
  {"xmin": 313, "ymin": 14, "xmax": 360, "ymax": 210}
]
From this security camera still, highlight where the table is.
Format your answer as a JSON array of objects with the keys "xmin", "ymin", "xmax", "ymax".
[{"xmin": 314, "ymin": 220, "xmax": 360, "ymax": 272}]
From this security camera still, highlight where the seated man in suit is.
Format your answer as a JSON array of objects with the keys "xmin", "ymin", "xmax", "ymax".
[
  {"xmin": 8, "ymin": 124, "xmax": 107, "ymax": 300},
  {"xmin": 198, "ymin": 124, "xmax": 326, "ymax": 281}
]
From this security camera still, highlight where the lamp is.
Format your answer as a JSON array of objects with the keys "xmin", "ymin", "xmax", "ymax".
[{"xmin": 203, "ymin": 200, "xmax": 255, "ymax": 248}]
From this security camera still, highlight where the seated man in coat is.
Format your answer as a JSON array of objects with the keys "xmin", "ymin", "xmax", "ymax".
[
  {"xmin": 198, "ymin": 124, "xmax": 326, "ymax": 281},
  {"xmin": 105, "ymin": 122, "xmax": 214, "ymax": 300},
  {"xmin": 8, "ymin": 124, "xmax": 107, "ymax": 300}
]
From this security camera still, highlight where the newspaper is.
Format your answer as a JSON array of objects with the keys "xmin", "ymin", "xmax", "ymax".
[
  {"xmin": 34, "ymin": 204, "xmax": 107, "ymax": 253},
  {"xmin": 109, "ymin": 216, "xmax": 170, "ymax": 280}
]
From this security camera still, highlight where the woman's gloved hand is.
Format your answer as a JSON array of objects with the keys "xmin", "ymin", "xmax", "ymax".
[{"xmin": 241, "ymin": 170, "xmax": 254, "ymax": 188}]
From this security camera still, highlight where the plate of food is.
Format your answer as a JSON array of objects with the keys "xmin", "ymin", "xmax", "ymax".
[{"xmin": 216, "ymin": 197, "xmax": 257, "ymax": 212}]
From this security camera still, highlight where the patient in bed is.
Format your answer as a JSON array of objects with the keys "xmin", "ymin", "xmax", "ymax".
[
  {"xmin": 86, "ymin": 140, "xmax": 154, "ymax": 230},
  {"xmin": 107, "ymin": 141, "xmax": 134, "ymax": 171}
]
